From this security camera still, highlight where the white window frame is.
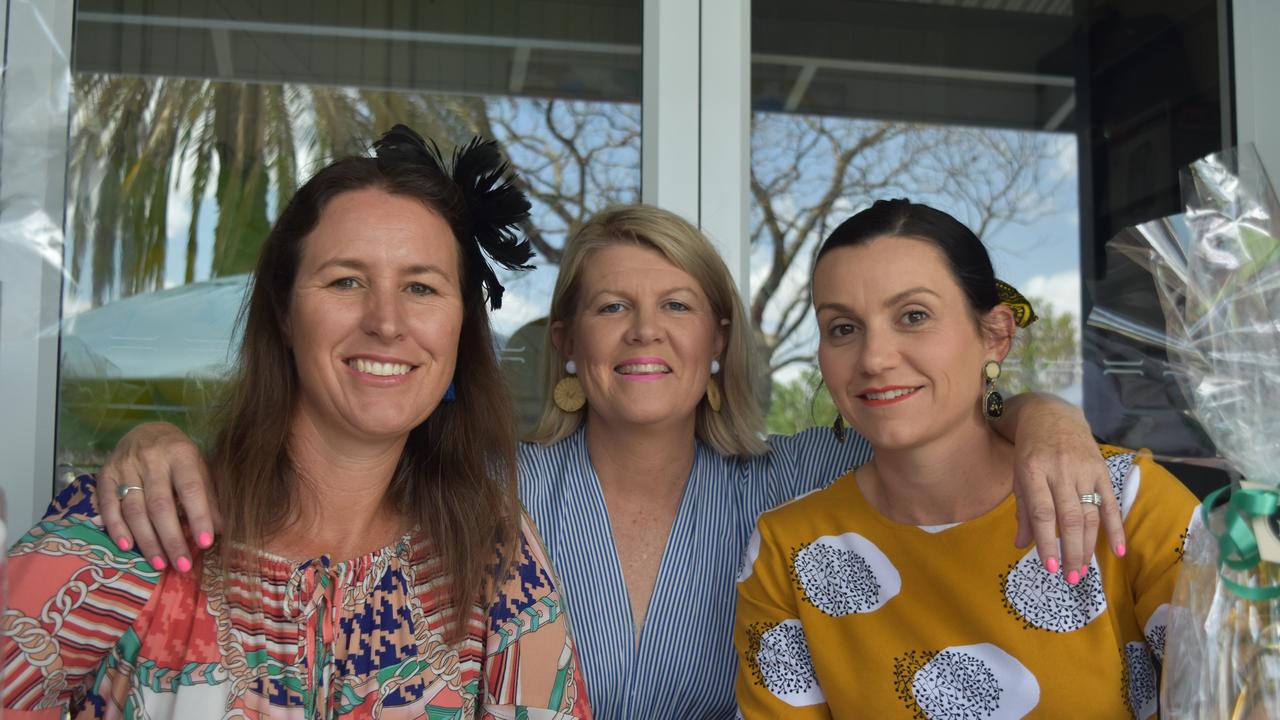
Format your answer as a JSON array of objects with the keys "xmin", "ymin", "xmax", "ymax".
[
  {"xmin": 1234, "ymin": 0, "xmax": 1280, "ymax": 175},
  {"xmin": 699, "ymin": 0, "xmax": 751, "ymax": 302},
  {"xmin": 0, "ymin": 0, "xmax": 74, "ymax": 531},
  {"xmin": 642, "ymin": 0, "xmax": 699, "ymax": 218},
  {"xmin": 643, "ymin": 0, "xmax": 751, "ymax": 302}
]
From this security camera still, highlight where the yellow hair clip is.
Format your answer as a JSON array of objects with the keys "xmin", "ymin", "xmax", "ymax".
[{"xmin": 996, "ymin": 279, "xmax": 1039, "ymax": 328}]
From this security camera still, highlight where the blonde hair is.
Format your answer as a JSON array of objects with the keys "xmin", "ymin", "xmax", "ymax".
[{"xmin": 528, "ymin": 205, "xmax": 768, "ymax": 457}]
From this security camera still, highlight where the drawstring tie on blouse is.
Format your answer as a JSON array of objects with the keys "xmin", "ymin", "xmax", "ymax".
[{"xmin": 286, "ymin": 555, "xmax": 341, "ymax": 718}]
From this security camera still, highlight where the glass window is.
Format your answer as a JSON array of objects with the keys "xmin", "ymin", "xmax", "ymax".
[
  {"xmin": 59, "ymin": 0, "xmax": 642, "ymax": 469},
  {"xmin": 749, "ymin": 0, "xmax": 1232, "ymax": 495},
  {"xmin": 1076, "ymin": 0, "xmax": 1232, "ymax": 496},
  {"xmin": 751, "ymin": 0, "xmax": 1083, "ymax": 434}
]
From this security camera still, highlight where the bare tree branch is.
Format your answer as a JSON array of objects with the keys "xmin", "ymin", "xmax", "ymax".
[{"xmin": 749, "ymin": 116, "xmax": 1059, "ymax": 375}]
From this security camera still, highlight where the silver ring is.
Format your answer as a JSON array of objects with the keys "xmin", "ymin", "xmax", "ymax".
[
  {"xmin": 116, "ymin": 484, "xmax": 144, "ymax": 501},
  {"xmin": 1080, "ymin": 492, "xmax": 1103, "ymax": 507}
]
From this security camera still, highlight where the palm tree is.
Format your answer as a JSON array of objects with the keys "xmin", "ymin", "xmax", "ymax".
[{"xmin": 66, "ymin": 76, "xmax": 484, "ymax": 308}]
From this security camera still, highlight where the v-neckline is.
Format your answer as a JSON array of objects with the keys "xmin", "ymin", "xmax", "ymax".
[{"xmin": 575, "ymin": 433, "xmax": 701, "ymax": 651}]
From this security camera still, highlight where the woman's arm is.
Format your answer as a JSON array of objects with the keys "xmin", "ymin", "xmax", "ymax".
[
  {"xmin": 773, "ymin": 391, "xmax": 1123, "ymax": 579},
  {"xmin": 482, "ymin": 513, "xmax": 592, "ymax": 719},
  {"xmin": 106, "ymin": 391, "xmax": 1121, "ymax": 584},
  {"xmin": 95, "ymin": 422, "xmax": 218, "ymax": 572},
  {"xmin": 3, "ymin": 476, "xmax": 161, "ymax": 715},
  {"xmin": 993, "ymin": 393, "xmax": 1126, "ymax": 579}
]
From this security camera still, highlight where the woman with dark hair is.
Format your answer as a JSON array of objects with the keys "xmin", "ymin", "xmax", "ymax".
[
  {"xmin": 735, "ymin": 199, "xmax": 1198, "ymax": 719},
  {"xmin": 1, "ymin": 126, "xmax": 589, "ymax": 718}
]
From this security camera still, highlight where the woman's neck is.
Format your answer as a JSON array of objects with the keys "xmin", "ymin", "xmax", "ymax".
[
  {"xmin": 272, "ymin": 412, "xmax": 408, "ymax": 561},
  {"xmin": 583, "ymin": 412, "xmax": 697, "ymax": 499},
  {"xmin": 859, "ymin": 418, "xmax": 1015, "ymax": 526}
]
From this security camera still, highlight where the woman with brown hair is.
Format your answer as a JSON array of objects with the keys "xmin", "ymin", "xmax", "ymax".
[
  {"xmin": 1, "ymin": 126, "xmax": 589, "ymax": 718},
  {"xmin": 735, "ymin": 200, "xmax": 1196, "ymax": 718}
]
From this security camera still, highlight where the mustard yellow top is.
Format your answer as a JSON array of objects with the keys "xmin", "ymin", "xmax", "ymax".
[{"xmin": 734, "ymin": 446, "xmax": 1199, "ymax": 719}]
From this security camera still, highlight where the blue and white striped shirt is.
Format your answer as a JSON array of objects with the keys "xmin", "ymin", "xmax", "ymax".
[{"xmin": 518, "ymin": 426, "xmax": 873, "ymax": 720}]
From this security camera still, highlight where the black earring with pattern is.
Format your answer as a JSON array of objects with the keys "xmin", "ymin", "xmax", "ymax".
[
  {"xmin": 832, "ymin": 415, "xmax": 847, "ymax": 443},
  {"xmin": 982, "ymin": 360, "xmax": 1004, "ymax": 420}
]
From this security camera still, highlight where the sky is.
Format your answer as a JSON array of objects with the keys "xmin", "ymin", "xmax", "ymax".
[{"xmin": 985, "ymin": 134, "xmax": 1081, "ymax": 320}]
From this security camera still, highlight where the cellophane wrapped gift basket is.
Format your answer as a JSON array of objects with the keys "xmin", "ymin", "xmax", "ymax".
[{"xmin": 1105, "ymin": 145, "xmax": 1280, "ymax": 719}]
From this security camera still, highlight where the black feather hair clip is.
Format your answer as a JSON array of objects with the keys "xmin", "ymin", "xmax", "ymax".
[{"xmin": 373, "ymin": 124, "xmax": 534, "ymax": 310}]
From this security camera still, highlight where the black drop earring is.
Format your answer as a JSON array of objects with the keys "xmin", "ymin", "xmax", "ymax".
[{"xmin": 982, "ymin": 360, "xmax": 1004, "ymax": 420}]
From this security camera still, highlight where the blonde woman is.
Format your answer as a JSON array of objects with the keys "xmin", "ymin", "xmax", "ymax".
[{"xmin": 97, "ymin": 204, "xmax": 1118, "ymax": 719}]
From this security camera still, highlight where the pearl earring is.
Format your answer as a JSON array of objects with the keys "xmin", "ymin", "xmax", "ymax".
[
  {"xmin": 565, "ymin": 360, "xmax": 577, "ymax": 375},
  {"xmin": 711, "ymin": 359, "xmax": 721, "ymax": 374}
]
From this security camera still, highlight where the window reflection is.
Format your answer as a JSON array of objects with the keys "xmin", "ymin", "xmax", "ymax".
[
  {"xmin": 750, "ymin": 0, "xmax": 1083, "ymax": 433},
  {"xmin": 59, "ymin": 1, "xmax": 642, "ymax": 467}
]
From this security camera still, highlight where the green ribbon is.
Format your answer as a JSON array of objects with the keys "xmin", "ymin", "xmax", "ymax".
[{"xmin": 1201, "ymin": 485, "xmax": 1280, "ymax": 600}]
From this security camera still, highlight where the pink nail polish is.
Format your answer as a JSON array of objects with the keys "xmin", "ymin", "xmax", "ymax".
[
  {"xmin": 1045, "ymin": 557, "xmax": 1059, "ymax": 574},
  {"xmin": 176, "ymin": 556, "xmax": 192, "ymax": 573},
  {"xmin": 1081, "ymin": 565, "xmax": 1089, "ymax": 577},
  {"xmin": 115, "ymin": 537, "xmax": 131, "ymax": 551},
  {"xmin": 150, "ymin": 556, "xmax": 167, "ymax": 571},
  {"xmin": 1066, "ymin": 570, "xmax": 1080, "ymax": 585},
  {"xmin": 197, "ymin": 532, "xmax": 214, "ymax": 549},
  {"xmin": 1115, "ymin": 543, "xmax": 1127, "ymax": 557}
]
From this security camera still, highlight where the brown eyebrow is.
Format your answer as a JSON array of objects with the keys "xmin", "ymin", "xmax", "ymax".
[
  {"xmin": 314, "ymin": 258, "xmax": 452, "ymax": 278},
  {"xmin": 884, "ymin": 287, "xmax": 941, "ymax": 306},
  {"xmin": 814, "ymin": 287, "xmax": 941, "ymax": 316},
  {"xmin": 585, "ymin": 286, "xmax": 700, "ymax": 302}
]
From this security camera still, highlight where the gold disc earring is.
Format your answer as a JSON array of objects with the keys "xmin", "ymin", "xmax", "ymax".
[
  {"xmin": 705, "ymin": 379, "xmax": 722, "ymax": 412},
  {"xmin": 705, "ymin": 357, "xmax": 723, "ymax": 412},
  {"xmin": 554, "ymin": 360, "xmax": 586, "ymax": 412},
  {"xmin": 982, "ymin": 360, "xmax": 1004, "ymax": 420}
]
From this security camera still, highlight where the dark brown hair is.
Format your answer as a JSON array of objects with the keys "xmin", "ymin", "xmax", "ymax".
[
  {"xmin": 816, "ymin": 198, "xmax": 1001, "ymax": 314},
  {"xmin": 208, "ymin": 154, "xmax": 519, "ymax": 638}
]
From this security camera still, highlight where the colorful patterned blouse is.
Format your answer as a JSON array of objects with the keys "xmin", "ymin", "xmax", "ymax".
[
  {"xmin": 2, "ymin": 476, "xmax": 591, "ymax": 719},
  {"xmin": 735, "ymin": 446, "xmax": 1199, "ymax": 719}
]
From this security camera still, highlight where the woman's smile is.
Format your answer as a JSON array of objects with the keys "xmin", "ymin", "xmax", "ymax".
[
  {"xmin": 344, "ymin": 354, "xmax": 421, "ymax": 385},
  {"xmin": 615, "ymin": 356, "xmax": 673, "ymax": 381},
  {"xmin": 857, "ymin": 385, "xmax": 923, "ymax": 406}
]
